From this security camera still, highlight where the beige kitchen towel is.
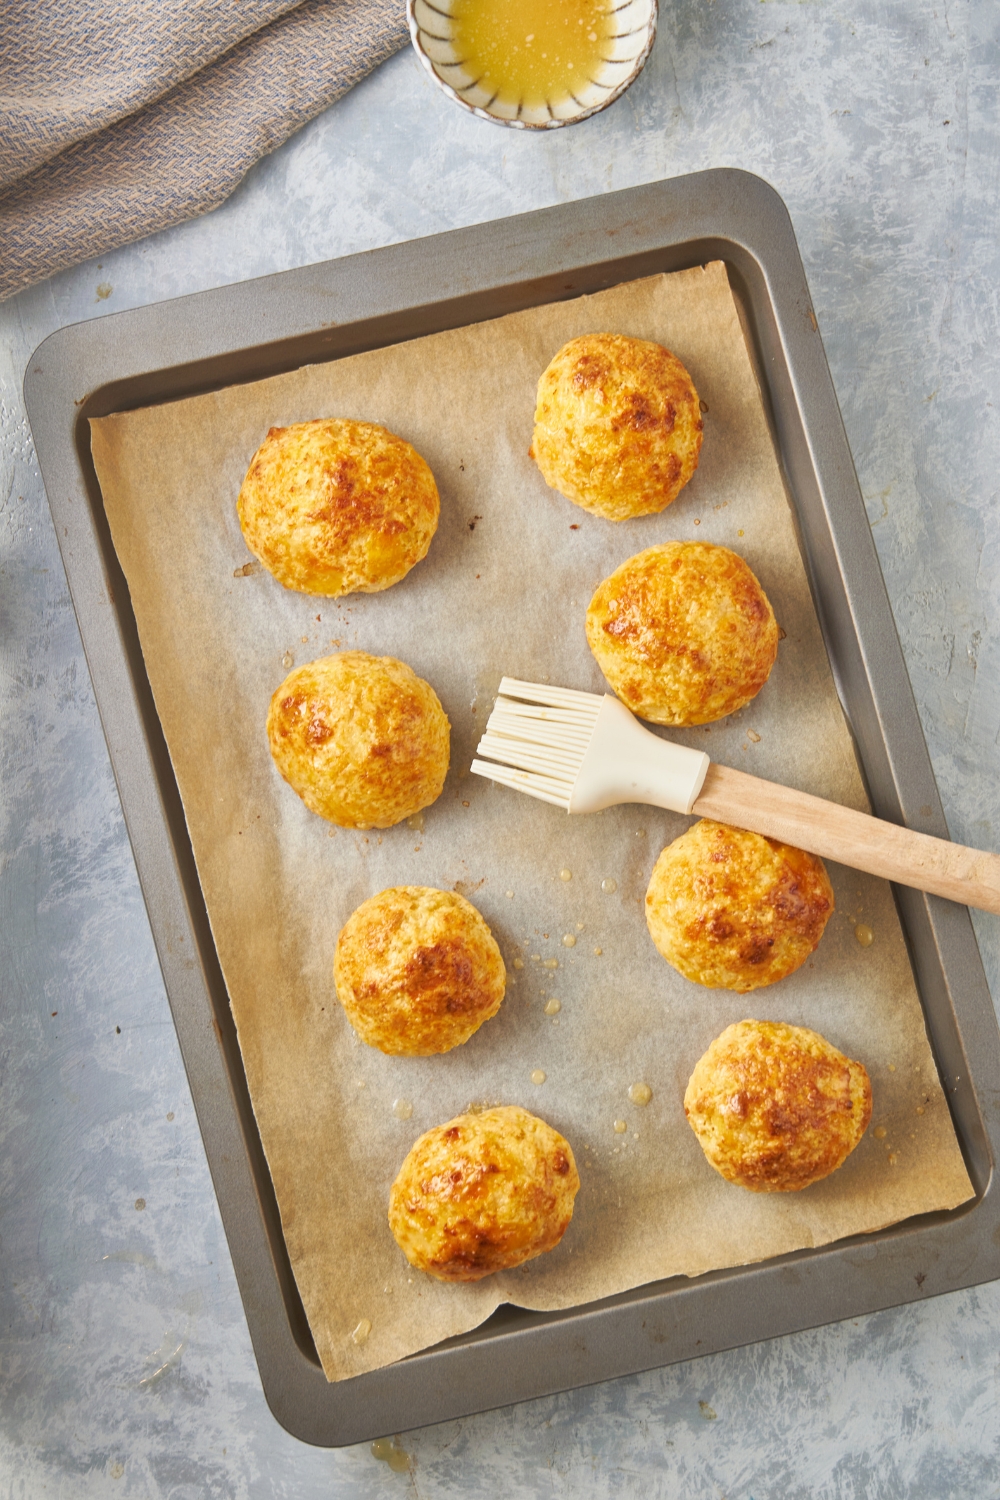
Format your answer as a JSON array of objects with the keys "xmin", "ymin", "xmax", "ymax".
[{"xmin": 0, "ymin": 0, "xmax": 408, "ymax": 301}]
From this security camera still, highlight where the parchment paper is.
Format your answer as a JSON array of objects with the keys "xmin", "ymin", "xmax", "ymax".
[{"xmin": 90, "ymin": 263, "xmax": 973, "ymax": 1382}]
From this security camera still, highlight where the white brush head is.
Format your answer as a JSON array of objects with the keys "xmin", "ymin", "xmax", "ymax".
[
  {"xmin": 471, "ymin": 677, "xmax": 601, "ymax": 810},
  {"xmin": 471, "ymin": 678, "xmax": 710, "ymax": 815}
]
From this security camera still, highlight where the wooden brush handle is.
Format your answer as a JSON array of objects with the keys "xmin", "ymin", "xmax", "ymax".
[{"xmin": 692, "ymin": 763, "xmax": 1000, "ymax": 916}]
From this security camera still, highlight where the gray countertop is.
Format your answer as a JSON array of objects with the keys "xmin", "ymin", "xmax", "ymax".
[{"xmin": 2, "ymin": 2, "xmax": 998, "ymax": 1494}]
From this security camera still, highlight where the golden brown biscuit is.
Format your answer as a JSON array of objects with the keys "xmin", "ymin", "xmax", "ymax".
[
  {"xmin": 266, "ymin": 652, "xmax": 449, "ymax": 829},
  {"xmin": 646, "ymin": 820, "xmax": 834, "ymax": 992},
  {"xmin": 388, "ymin": 1106, "xmax": 580, "ymax": 1281},
  {"xmin": 237, "ymin": 418, "xmax": 439, "ymax": 596},
  {"xmin": 530, "ymin": 333, "xmax": 703, "ymax": 520},
  {"xmin": 684, "ymin": 1019, "xmax": 872, "ymax": 1192},
  {"xmin": 586, "ymin": 542, "xmax": 779, "ymax": 725},
  {"xmin": 334, "ymin": 887, "xmax": 506, "ymax": 1055}
]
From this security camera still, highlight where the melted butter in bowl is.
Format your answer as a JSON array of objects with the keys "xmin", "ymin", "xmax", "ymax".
[
  {"xmin": 409, "ymin": 0, "xmax": 657, "ymax": 128},
  {"xmin": 452, "ymin": 0, "xmax": 616, "ymax": 113}
]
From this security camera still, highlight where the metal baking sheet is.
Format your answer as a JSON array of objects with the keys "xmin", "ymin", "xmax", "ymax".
[{"xmin": 23, "ymin": 170, "xmax": 1000, "ymax": 1447}]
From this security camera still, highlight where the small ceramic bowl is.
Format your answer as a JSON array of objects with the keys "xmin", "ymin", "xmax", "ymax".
[{"xmin": 408, "ymin": 0, "xmax": 658, "ymax": 130}]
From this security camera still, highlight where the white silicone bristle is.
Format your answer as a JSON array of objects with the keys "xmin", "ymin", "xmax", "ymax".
[
  {"xmin": 497, "ymin": 677, "xmax": 603, "ymax": 712},
  {"xmin": 469, "ymin": 676, "xmax": 711, "ymax": 818},
  {"xmin": 469, "ymin": 678, "xmax": 603, "ymax": 809},
  {"xmin": 468, "ymin": 760, "xmax": 573, "ymax": 809}
]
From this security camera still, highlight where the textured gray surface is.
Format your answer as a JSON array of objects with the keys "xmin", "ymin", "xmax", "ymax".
[{"xmin": 2, "ymin": 1, "xmax": 999, "ymax": 1494}]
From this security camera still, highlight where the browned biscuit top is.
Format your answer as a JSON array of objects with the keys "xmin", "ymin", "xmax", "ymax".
[
  {"xmin": 266, "ymin": 651, "xmax": 449, "ymax": 830},
  {"xmin": 237, "ymin": 418, "xmax": 439, "ymax": 596},
  {"xmin": 334, "ymin": 887, "xmax": 506, "ymax": 1056},
  {"xmin": 586, "ymin": 541, "xmax": 779, "ymax": 725},
  {"xmin": 530, "ymin": 333, "xmax": 703, "ymax": 521},
  {"xmin": 646, "ymin": 820, "xmax": 834, "ymax": 992},
  {"xmin": 388, "ymin": 1106, "xmax": 580, "ymax": 1281},
  {"xmin": 684, "ymin": 1019, "xmax": 872, "ymax": 1192}
]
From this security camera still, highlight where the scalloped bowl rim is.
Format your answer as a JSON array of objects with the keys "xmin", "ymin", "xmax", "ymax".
[{"xmin": 406, "ymin": 0, "xmax": 659, "ymax": 130}]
